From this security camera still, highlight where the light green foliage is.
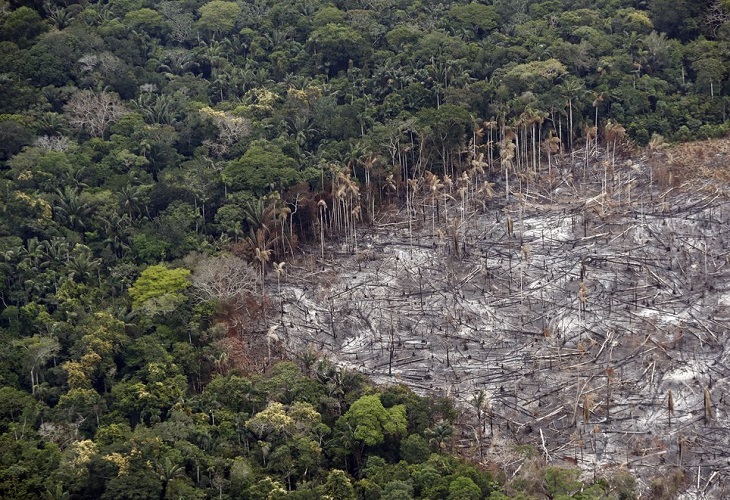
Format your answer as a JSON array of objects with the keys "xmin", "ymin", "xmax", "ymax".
[
  {"xmin": 312, "ymin": 6, "xmax": 346, "ymax": 27},
  {"xmin": 101, "ymin": 469, "xmax": 163, "ymax": 499},
  {"xmin": 259, "ymin": 361, "xmax": 327, "ymax": 405},
  {"xmin": 223, "ymin": 140, "xmax": 299, "ymax": 194},
  {"xmin": 246, "ymin": 402, "xmax": 295, "ymax": 438},
  {"xmin": 7, "ymin": 148, "xmax": 75, "ymax": 191},
  {"xmin": 246, "ymin": 477, "xmax": 287, "ymax": 500},
  {"xmin": 0, "ymin": 432, "xmax": 60, "ymax": 498},
  {"xmin": 95, "ymin": 422, "xmax": 132, "ymax": 445},
  {"xmin": 128, "ymin": 265, "xmax": 190, "ymax": 308},
  {"xmin": 692, "ymin": 57, "xmax": 727, "ymax": 94},
  {"xmin": 343, "ymin": 394, "xmax": 407, "ymax": 446},
  {"xmin": 385, "ymin": 26, "xmax": 422, "ymax": 51},
  {"xmin": 324, "ymin": 469, "xmax": 356, "ymax": 500},
  {"xmin": 197, "ymin": 0, "xmax": 241, "ymax": 37},
  {"xmin": 14, "ymin": 335, "xmax": 60, "ymax": 394},
  {"xmin": 229, "ymin": 457, "xmax": 255, "ymax": 491},
  {"xmin": 110, "ymin": 363, "xmax": 187, "ymax": 426},
  {"xmin": 123, "ymin": 8, "xmax": 163, "ymax": 32},
  {"xmin": 447, "ymin": 3, "xmax": 498, "ymax": 36},
  {"xmin": 502, "ymin": 59, "xmax": 568, "ymax": 94},
  {"xmin": 214, "ymin": 202, "xmax": 245, "ymax": 238},
  {"xmin": 55, "ymin": 388, "xmax": 103, "ymax": 427},
  {"xmin": 614, "ymin": 8, "xmax": 654, "ymax": 34},
  {"xmin": 246, "ymin": 400, "xmax": 325, "ymax": 440},
  {"xmin": 417, "ymin": 105, "xmax": 473, "ymax": 147}
]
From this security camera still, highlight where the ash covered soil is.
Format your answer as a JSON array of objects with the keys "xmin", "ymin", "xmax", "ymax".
[{"xmin": 271, "ymin": 143, "xmax": 730, "ymax": 496}]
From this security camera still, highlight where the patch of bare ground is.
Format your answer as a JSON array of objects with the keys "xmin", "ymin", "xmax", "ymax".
[{"xmin": 264, "ymin": 138, "xmax": 730, "ymax": 497}]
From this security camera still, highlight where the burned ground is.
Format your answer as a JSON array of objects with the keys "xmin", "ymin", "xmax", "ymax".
[{"xmin": 268, "ymin": 141, "xmax": 730, "ymax": 497}]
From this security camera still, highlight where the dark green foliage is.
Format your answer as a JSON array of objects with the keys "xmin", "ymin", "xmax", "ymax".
[
  {"xmin": 0, "ymin": 6, "xmax": 47, "ymax": 47},
  {"xmin": 447, "ymin": 476, "xmax": 482, "ymax": 500},
  {"xmin": 0, "ymin": 120, "xmax": 33, "ymax": 160},
  {"xmin": 308, "ymin": 23, "xmax": 369, "ymax": 74},
  {"xmin": 0, "ymin": 421, "xmax": 61, "ymax": 497},
  {"xmin": 400, "ymin": 434, "xmax": 431, "ymax": 464}
]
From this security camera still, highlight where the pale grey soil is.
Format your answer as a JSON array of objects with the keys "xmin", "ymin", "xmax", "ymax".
[{"xmin": 271, "ymin": 152, "xmax": 730, "ymax": 497}]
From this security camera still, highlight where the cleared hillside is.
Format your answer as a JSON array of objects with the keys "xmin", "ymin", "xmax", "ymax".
[{"xmin": 270, "ymin": 140, "xmax": 730, "ymax": 497}]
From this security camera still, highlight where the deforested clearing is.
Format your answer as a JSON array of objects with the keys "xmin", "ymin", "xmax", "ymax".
[{"xmin": 274, "ymin": 139, "xmax": 730, "ymax": 496}]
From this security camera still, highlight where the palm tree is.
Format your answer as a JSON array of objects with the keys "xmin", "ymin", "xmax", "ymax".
[
  {"xmin": 591, "ymin": 92, "xmax": 604, "ymax": 151},
  {"xmin": 61, "ymin": 164, "xmax": 89, "ymax": 190},
  {"xmin": 118, "ymin": 184, "xmax": 143, "ymax": 219},
  {"xmin": 330, "ymin": 169, "xmax": 361, "ymax": 251},
  {"xmin": 254, "ymin": 245, "xmax": 271, "ymax": 290},
  {"xmin": 500, "ymin": 131, "xmax": 516, "ymax": 201},
  {"xmin": 482, "ymin": 119, "xmax": 498, "ymax": 171},
  {"xmin": 543, "ymin": 131, "xmax": 561, "ymax": 173},
  {"xmin": 240, "ymin": 199, "xmax": 279, "ymax": 291},
  {"xmin": 5, "ymin": 239, "xmax": 48, "ymax": 302},
  {"xmin": 98, "ymin": 212, "xmax": 131, "ymax": 258},
  {"xmin": 277, "ymin": 206, "xmax": 292, "ymax": 259},
  {"xmin": 44, "ymin": 483, "xmax": 70, "ymax": 500},
  {"xmin": 157, "ymin": 48, "xmax": 198, "ymax": 77},
  {"xmin": 358, "ymin": 153, "xmax": 380, "ymax": 223},
  {"xmin": 533, "ymin": 109, "xmax": 548, "ymax": 173},
  {"xmin": 647, "ymin": 133, "xmax": 668, "ymax": 198},
  {"xmin": 197, "ymin": 39, "xmax": 231, "ymax": 75},
  {"xmin": 297, "ymin": 347, "xmax": 320, "ymax": 377},
  {"xmin": 425, "ymin": 171, "xmax": 444, "ymax": 235},
  {"xmin": 41, "ymin": 236, "xmax": 70, "ymax": 263},
  {"xmin": 273, "ymin": 262, "xmax": 285, "ymax": 295},
  {"xmin": 243, "ymin": 198, "xmax": 276, "ymax": 233},
  {"xmin": 44, "ymin": 3, "xmax": 76, "ymax": 29},
  {"xmin": 156, "ymin": 457, "xmax": 185, "ymax": 499},
  {"xmin": 266, "ymin": 325, "xmax": 279, "ymax": 367},
  {"xmin": 36, "ymin": 112, "xmax": 69, "ymax": 137},
  {"xmin": 406, "ymin": 178, "xmax": 419, "ymax": 250},
  {"xmin": 54, "ymin": 186, "xmax": 95, "ymax": 230},
  {"xmin": 287, "ymin": 114, "xmax": 318, "ymax": 156},
  {"xmin": 603, "ymin": 120, "xmax": 626, "ymax": 198},
  {"xmin": 470, "ymin": 390, "xmax": 491, "ymax": 452},
  {"xmin": 68, "ymin": 244, "xmax": 101, "ymax": 284},
  {"xmin": 426, "ymin": 421, "xmax": 454, "ymax": 451},
  {"xmin": 318, "ymin": 199, "xmax": 327, "ymax": 259},
  {"xmin": 135, "ymin": 93, "xmax": 177, "ymax": 125},
  {"xmin": 559, "ymin": 78, "xmax": 584, "ymax": 152}
]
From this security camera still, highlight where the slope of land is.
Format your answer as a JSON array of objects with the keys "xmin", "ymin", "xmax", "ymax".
[{"xmin": 270, "ymin": 140, "xmax": 730, "ymax": 497}]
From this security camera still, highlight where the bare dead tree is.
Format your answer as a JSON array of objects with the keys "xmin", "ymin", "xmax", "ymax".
[
  {"xmin": 64, "ymin": 89, "xmax": 128, "ymax": 138},
  {"xmin": 706, "ymin": 0, "xmax": 730, "ymax": 37},
  {"xmin": 199, "ymin": 107, "xmax": 251, "ymax": 157},
  {"xmin": 190, "ymin": 254, "xmax": 258, "ymax": 305}
]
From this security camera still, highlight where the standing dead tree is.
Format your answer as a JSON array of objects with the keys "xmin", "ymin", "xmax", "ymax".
[{"xmin": 64, "ymin": 89, "xmax": 128, "ymax": 138}]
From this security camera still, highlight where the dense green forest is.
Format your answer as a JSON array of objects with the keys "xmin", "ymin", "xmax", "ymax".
[{"xmin": 1, "ymin": 0, "xmax": 729, "ymax": 497}]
